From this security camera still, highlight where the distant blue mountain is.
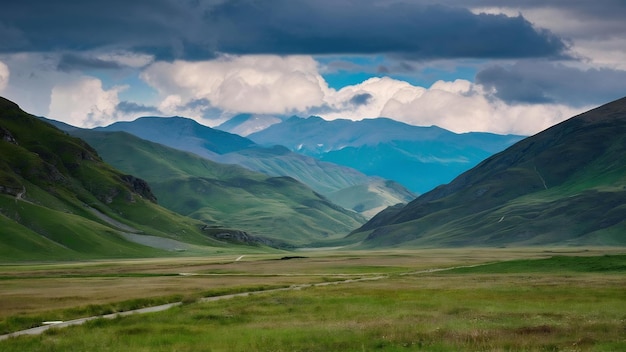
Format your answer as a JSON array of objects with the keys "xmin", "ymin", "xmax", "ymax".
[
  {"xmin": 94, "ymin": 116, "xmax": 416, "ymax": 217},
  {"xmin": 97, "ymin": 116, "xmax": 256, "ymax": 158},
  {"xmin": 248, "ymin": 116, "xmax": 524, "ymax": 193}
]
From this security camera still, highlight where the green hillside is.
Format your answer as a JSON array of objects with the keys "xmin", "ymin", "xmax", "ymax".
[
  {"xmin": 94, "ymin": 116, "xmax": 415, "ymax": 217},
  {"xmin": 71, "ymin": 130, "xmax": 366, "ymax": 246},
  {"xmin": 350, "ymin": 96, "xmax": 626, "ymax": 247},
  {"xmin": 0, "ymin": 97, "xmax": 246, "ymax": 261}
]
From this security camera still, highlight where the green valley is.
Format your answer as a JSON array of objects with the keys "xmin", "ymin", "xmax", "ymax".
[
  {"xmin": 71, "ymin": 130, "xmax": 365, "ymax": 246},
  {"xmin": 94, "ymin": 116, "xmax": 416, "ymax": 217}
]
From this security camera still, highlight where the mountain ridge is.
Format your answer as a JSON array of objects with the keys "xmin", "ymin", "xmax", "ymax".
[
  {"xmin": 350, "ymin": 96, "xmax": 626, "ymax": 247},
  {"xmin": 247, "ymin": 115, "xmax": 523, "ymax": 193},
  {"xmin": 94, "ymin": 115, "xmax": 416, "ymax": 217}
]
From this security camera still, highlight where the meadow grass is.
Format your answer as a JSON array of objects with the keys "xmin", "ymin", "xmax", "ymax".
[{"xmin": 1, "ymin": 249, "xmax": 625, "ymax": 351}]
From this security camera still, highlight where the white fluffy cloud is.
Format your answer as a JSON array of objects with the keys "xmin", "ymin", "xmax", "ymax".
[
  {"xmin": 378, "ymin": 81, "xmax": 584, "ymax": 135},
  {"xmin": 0, "ymin": 53, "xmax": 61, "ymax": 114},
  {"xmin": 141, "ymin": 55, "xmax": 330, "ymax": 116},
  {"xmin": 322, "ymin": 77, "xmax": 426, "ymax": 120},
  {"xmin": 139, "ymin": 55, "xmax": 585, "ymax": 135},
  {"xmin": 0, "ymin": 53, "xmax": 144, "ymax": 127},
  {"xmin": 0, "ymin": 52, "xmax": 587, "ymax": 134},
  {"xmin": 48, "ymin": 77, "xmax": 125, "ymax": 127},
  {"xmin": 321, "ymin": 76, "xmax": 583, "ymax": 135},
  {"xmin": 0, "ymin": 60, "xmax": 9, "ymax": 92}
]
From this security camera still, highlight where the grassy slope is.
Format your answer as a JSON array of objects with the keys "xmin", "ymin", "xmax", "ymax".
[
  {"xmin": 352, "ymin": 97, "xmax": 626, "ymax": 247},
  {"xmin": 0, "ymin": 195, "xmax": 166, "ymax": 260},
  {"xmin": 72, "ymin": 130, "xmax": 366, "ymax": 245},
  {"xmin": 0, "ymin": 97, "xmax": 238, "ymax": 261}
]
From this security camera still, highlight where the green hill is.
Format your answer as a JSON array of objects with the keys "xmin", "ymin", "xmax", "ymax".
[
  {"xmin": 0, "ymin": 97, "xmax": 248, "ymax": 262},
  {"xmin": 71, "ymin": 130, "xmax": 366, "ymax": 246},
  {"xmin": 94, "ymin": 116, "xmax": 416, "ymax": 217},
  {"xmin": 350, "ymin": 96, "xmax": 626, "ymax": 247}
]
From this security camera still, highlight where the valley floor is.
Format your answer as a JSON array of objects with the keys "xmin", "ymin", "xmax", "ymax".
[{"xmin": 0, "ymin": 248, "xmax": 624, "ymax": 351}]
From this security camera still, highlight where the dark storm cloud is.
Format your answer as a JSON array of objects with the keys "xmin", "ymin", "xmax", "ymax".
[
  {"xmin": 0, "ymin": 22, "xmax": 28, "ymax": 50},
  {"xmin": 0, "ymin": 0, "xmax": 568, "ymax": 60},
  {"xmin": 437, "ymin": 0, "xmax": 626, "ymax": 39},
  {"xmin": 476, "ymin": 61, "xmax": 626, "ymax": 106},
  {"xmin": 57, "ymin": 54, "xmax": 124, "ymax": 72},
  {"xmin": 0, "ymin": 0, "xmax": 216, "ymax": 60},
  {"xmin": 205, "ymin": 0, "xmax": 568, "ymax": 59},
  {"xmin": 436, "ymin": 0, "xmax": 626, "ymax": 19}
]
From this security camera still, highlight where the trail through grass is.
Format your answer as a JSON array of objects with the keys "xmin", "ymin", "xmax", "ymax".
[{"xmin": 1, "ymin": 250, "xmax": 624, "ymax": 351}]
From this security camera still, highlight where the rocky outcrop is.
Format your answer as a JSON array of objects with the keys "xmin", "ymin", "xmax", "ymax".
[
  {"xmin": 200, "ymin": 226, "xmax": 284, "ymax": 247},
  {"xmin": 0, "ymin": 126, "xmax": 18, "ymax": 145},
  {"xmin": 120, "ymin": 175, "xmax": 158, "ymax": 203},
  {"xmin": 0, "ymin": 185, "xmax": 23, "ymax": 196}
]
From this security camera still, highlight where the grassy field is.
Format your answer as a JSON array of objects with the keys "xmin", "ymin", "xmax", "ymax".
[{"xmin": 0, "ymin": 248, "xmax": 624, "ymax": 351}]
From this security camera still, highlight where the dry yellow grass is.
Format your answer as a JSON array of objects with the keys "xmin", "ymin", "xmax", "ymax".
[
  {"xmin": 1, "ymin": 248, "xmax": 623, "ymax": 329},
  {"xmin": 1, "ymin": 248, "xmax": 625, "ymax": 350}
]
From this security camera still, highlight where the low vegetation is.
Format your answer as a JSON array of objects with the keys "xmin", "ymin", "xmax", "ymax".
[{"xmin": 1, "ymin": 249, "xmax": 624, "ymax": 351}]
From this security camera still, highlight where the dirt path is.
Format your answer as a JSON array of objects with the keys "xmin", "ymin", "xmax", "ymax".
[
  {"xmin": 0, "ymin": 263, "xmax": 488, "ymax": 341},
  {"xmin": 0, "ymin": 303, "xmax": 181, "ymax": 341}
]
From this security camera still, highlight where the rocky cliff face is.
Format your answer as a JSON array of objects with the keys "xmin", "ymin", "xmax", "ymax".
[
  {"xmin": 200, "ymin": 226, "xmax": 285, "ymax": 247},
  {"xmin": 120, "ymin": 174, "xmax": 158, "ymax": 203}
]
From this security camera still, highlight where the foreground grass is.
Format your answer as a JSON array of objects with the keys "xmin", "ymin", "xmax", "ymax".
[
  {"xmin": 1, "ymin": 249, "xmax": 625, "ymax": 351},
  {"xmin": 2, "ymin": 271, "xmax": 625, "ymax": 351}
]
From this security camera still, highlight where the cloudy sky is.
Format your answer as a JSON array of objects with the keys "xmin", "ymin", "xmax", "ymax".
[{"xmin": 1, "ymin": 0, "xmax": 625, "ymax": 135}]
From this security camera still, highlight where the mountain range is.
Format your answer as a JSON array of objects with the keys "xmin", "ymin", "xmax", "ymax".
[
  {"xmin": 246, "ymin": 116, "xmax": 523, "ymax": 193},
  {"xmin": 70, "ymin": 129, "xmax": 366, "ymax": 246},
  {"xmin": 349, "ymin": 97, "xmax": 626, "ymax": 247},
  {"xmin": 94, "ymin": 116, "xmax": 415, "ymax": 217},
  {"xmin": 3, "ymin": 93, "xmax": 624, "ymax": 261}
]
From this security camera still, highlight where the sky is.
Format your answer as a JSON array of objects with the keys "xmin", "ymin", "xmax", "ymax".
[{"xmin": 1, "ymin": 0, "xmax": 626, "ymax": 135}]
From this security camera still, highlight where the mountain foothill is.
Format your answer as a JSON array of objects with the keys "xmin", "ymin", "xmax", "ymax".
[{"xmin": 1, "ymin": 94, "xmax": 624, "ymax": 261}]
